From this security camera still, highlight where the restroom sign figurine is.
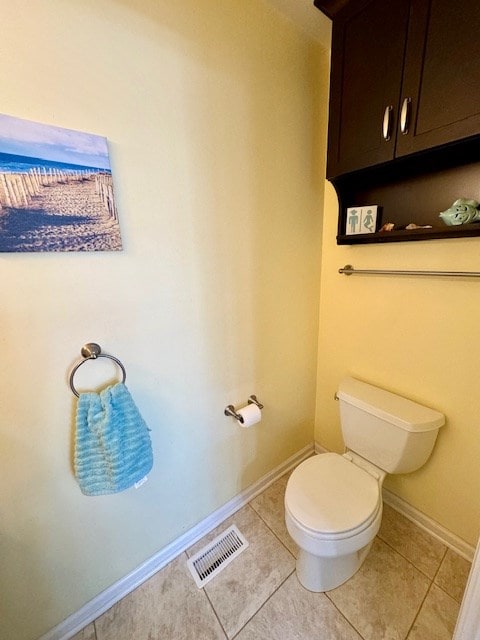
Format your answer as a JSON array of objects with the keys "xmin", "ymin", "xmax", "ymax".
[{"xmin": 346, "ymin": 205, "xmax": 378, "ymax": 235}]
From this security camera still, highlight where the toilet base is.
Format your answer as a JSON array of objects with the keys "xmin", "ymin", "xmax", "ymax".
[{"xmin": 295, "ymin": 541, "xmax": 373, "ymax": 592}]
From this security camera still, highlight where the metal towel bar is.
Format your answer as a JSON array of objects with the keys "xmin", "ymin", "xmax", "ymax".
[{"xmin": 339, "ymin": 264, "xmax": 480, "ymax": 278}]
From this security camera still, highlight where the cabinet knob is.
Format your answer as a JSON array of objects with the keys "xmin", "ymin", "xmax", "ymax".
[
  {"xmin": 382, "ymin": 105, "xmax": 393, "ymax": 141},
  {"xmin": 400, "ymin": 97, "xmax": 412, "ymax": 135}
]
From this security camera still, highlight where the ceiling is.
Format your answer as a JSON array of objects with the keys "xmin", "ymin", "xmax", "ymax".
[{"xmin": 264, "ymin": 0, "xmax": 332, "ymax": 48}]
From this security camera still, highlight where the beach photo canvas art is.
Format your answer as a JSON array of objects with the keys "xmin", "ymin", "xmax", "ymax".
[{"xmin": 0, "ymin": 113, "xmax": 122, "ymax": 252}]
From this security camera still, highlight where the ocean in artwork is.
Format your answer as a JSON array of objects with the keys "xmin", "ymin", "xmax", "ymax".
[{"xmin": 0, "ymin": 114, "xmax": 122, "ymax": 252}]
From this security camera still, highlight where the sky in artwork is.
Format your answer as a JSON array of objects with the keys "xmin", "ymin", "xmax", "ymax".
[{"xmin": 0, "ymin": 113, "xmax": 111, "ymax": 169}]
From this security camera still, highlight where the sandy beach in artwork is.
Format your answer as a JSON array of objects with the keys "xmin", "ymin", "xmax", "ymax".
[{"xmin": 0, "ymin": 171, "xmax": 122, "ymax": 252}]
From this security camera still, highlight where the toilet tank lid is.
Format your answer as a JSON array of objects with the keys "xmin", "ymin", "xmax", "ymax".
[{"xmin": 337, "ymin": 377, "xmax": 445, "ymax": 432}]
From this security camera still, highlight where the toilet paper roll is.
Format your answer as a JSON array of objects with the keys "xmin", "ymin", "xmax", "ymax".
[{"xmin": 237, "ymin": 403, "xmax": 262, "ymax": 428}]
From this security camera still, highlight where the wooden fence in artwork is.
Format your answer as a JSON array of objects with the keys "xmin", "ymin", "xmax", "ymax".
[
  {"xmin": 0, "ymin": 168, "xmax": 118, "ymax": 220},
  {"xmin": 94, "ymin": 173, "xmax": 118, "ymax": 220}
]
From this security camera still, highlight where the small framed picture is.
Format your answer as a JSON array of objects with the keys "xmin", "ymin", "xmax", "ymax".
[{"xmin": 345, "ymin": 205, "xmax": 379, "ymax": 235}]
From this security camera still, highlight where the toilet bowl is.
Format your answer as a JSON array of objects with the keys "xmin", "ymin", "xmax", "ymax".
[
  {"xmin": 285, "ymin": 376, "xmax": 445, "ymax": 593},
  {"xmin": 285, "ymin": 452, "xmax": 384, "ymax": 591}
]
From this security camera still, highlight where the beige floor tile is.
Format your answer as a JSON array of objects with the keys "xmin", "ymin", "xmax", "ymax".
[
  {"xmin": 71, "ymin": 625, "xmax": 96, "ymax": 640},
  {"xmin": 434, "ymin": 548, "xmax": 472, "ymax": 603},
  {"xmin": 407, "ymin": 584, "xmax": 460, "ymax": 640},
  {"xmin": 250, "ymin": 473, "xmax": 298, "ymax": 557},
  {"xmin": 378, "ymin": 503, "xmax": 446, "ymax": 578},
  {"xmin": 235, "ymin": 573, "xmax": 362, "ymax": 640},
  {"xmin": 328, "ymin": 537, "xmax": 430, "ymax": 640},
  {"xmin": 87, "ymin": 471, "xmax": 469, "ymax": 640},
  {"xmin": 95, "ymin": 553, "xmax": 226, "ymax": 640},
  {"xmin": 187, "ymin": 504, "xmax": 295, "ymax": 639}
]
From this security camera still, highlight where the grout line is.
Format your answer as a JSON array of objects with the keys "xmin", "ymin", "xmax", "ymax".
[
  {"xmin": 432, "ymin": 546, "xmax": 449, "ymax": 583},
  {"xmin": 433, "ymin": 581, "xmax": 465, "ymax": 605},
  {"xmin": 431, "ymin": 547, "xmax": 468, "ymax": 604},
  {"xmin": 202, "ymin": 588, "xmax": 229, "ymax": 640},
  {"xmin": 248, "ymin": 503, "xmax": 297, "ymax": 560},
  {"xmin": 247, "ymin": 470, "xmax": 440, "ymax": 640},
  {"xmin": 247, "ymin": 475, "xmax": 364, "ymax": 639},
  {"xmin": 323, "ymin": 536, "xmax": 441, "ymax": 640},
  {"xmin": 324, "ymin": 592, "xmax": 368, "ymax": 640},
  {"xmin": 403, "ymin": 579, "xmax": 435, "ymax": 640},
  {"xmin": 190, "ymin": 502, "xmax": 296, "ymax": 640},
  {"xmin": 381, "ymin": 489, "xmax": 474, "ymax": 562},
  {"xmin": 247, "ymin": 468, "xmax": 299, "ymax": 559},
  {"xmin": 376, "ymin": 534, "xmax": 445, "ymax": 582},
  {"xmin": 91, "ymin": 468, "xmax": 456, "ymax": 640},
  {"xmin": 230, "ymin": 570, "xmax": 295, "ymax": 639},
  {"xmin": 229, "ymin": 475, "xmax": 299, "ymax": 636},
  {"xmin": 372, "ymin": 538, "xmax": 454, "ymax": 639},
  {"xmin": 229, "ymin": 472, "xmax": 464, "ymax": 640}
]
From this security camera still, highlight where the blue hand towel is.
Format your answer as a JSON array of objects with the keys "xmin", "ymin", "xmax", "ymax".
[{"xmin": 74, "ymin": 382, "xmax": 153, "ymax": 496}]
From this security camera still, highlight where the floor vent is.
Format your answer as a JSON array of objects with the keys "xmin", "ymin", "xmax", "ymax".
[{"xmin": 187, "ymin": 525, "xmax": 249, "ymax": 588}]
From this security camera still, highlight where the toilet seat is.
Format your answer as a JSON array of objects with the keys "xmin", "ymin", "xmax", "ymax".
[{"xmin": 285, "ymin": 453, "xmax": 381, "ymax": 540}]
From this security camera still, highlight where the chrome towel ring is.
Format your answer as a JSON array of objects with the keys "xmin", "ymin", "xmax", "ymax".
[{"xmin": 69, "ymin": 342, "xmax": 126, "ymax": 397}]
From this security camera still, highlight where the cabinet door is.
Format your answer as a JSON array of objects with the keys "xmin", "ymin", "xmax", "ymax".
[
  {"xmin": 327, "ymin": 0, "xmax": 410, "ymax": 178},
  {"xmin": 396, "ymin": 0, "xmax": 480, "ymax": 157}
]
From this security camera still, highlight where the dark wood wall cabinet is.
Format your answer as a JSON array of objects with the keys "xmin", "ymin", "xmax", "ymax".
[{"xmin": 314, "ymin": 0, "xmax": 480, "ymax": 244}]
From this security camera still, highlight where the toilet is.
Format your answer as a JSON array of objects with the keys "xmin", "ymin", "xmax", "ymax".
[{"xmin": 285, "ymin": 376, "xmax": 445, "ymax": 592}]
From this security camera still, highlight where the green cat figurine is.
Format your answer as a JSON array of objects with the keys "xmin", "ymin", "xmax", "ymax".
[{"xmin": 439, "ymin": 199, "xmax": 480, "ymax": 226}]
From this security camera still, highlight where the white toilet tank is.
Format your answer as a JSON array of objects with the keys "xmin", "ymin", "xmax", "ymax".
[{"xmin": 337, "ymin": 377, "xmax": 445, "ymax": 474}]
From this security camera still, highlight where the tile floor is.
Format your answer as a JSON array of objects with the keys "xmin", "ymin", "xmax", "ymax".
[{"xmin": 72, "ymin": 469, "xmax": 472, "ymax": 640}]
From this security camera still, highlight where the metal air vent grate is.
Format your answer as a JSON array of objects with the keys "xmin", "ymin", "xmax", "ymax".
[{"xmin": 187, "ymin": 525, "xmax": 249, "ymax": 588}]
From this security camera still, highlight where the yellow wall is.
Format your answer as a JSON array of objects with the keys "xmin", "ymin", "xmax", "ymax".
[
  {"xmin": 0, "ymin": 2, "xmax": 329, "ymax": 638},
  {"xmin": 11, "ymin": 0, "xmax": 475, "ymax": 634},
  {"xmin": 316, "ymin": 182, "xmax": 480, "ymax": 547}
]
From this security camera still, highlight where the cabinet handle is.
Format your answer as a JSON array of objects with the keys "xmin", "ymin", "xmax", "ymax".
[
  {"xmin": 400, "ymin": 97, "xmax": 411, "ymax": 135},
  {"xmin": 382, "ymin": 105, "xmax": 393, "ymax": 141}
]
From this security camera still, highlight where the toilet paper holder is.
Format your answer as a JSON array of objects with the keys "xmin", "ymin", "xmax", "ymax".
[{"xmin": 224, "ymin": 395, "xmax": 264, "ymax": 423}]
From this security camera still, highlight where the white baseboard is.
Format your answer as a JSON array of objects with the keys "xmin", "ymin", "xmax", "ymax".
[
  {"xmin": 314, "ymin": 442, "xmax": 329, "ymax": 454},
  {"xmin": 42, "ymin": 440, "xmax": 473, "ymax": 640},
  {"xmin": 39, "ymin": 443, "xmax": 315, "ymax": 640},
  {"xmin": 382, "ymin": 488, "xmax": 475, "ymax": 561}
]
